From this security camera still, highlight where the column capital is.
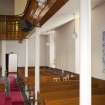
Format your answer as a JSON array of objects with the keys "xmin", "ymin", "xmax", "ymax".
[
  {"xmin": 42, "ymin": 30, "xmax": 56, "ymax": 35},
  {"xmin": 49, "ymin": 30, "xmax": 56, "ymax": 34},
  {"xmin": 35, "ymin": 27, "xmax": 42, "ymax": 35},
  {"xmin": 31, "ymin": 27, "xmax": 42, "ymax": 38},
  {"xmin": 25, "ymin": 38, "xmax": 29, "ymax": 41}
]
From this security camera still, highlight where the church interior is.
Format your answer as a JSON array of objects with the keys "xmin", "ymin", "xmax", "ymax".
[{"xmin": 0, "ymin": 0, "xmax": 105, "ymax": 105}]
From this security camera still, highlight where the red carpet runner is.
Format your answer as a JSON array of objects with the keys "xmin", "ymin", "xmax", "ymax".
[{"xmin": 0, "ymin": 74, "xmax": 24, "ymax": 105}]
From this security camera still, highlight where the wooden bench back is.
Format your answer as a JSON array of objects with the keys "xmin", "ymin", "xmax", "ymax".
[{"xmin": 0, "ymin": 83, "xmax": 5, "ymax": 92}]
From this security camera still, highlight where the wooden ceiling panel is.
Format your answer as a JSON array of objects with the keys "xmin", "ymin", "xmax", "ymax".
[
  {"xmin": 0, "ymin": 0, "xmax": 69, "ymax": 40},
  {"xmin": 23, "ymin": 0, "xmax": 38, "ymax": 25},
  {"xmin": 38, "ymin": 0, "xmax": 69, "ymax": 26},
  {"xmin": 23, "ymin": 0, "xmax": 69, "ymax": 26}
]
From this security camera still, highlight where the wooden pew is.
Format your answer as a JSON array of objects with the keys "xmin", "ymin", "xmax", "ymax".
[
  {"xmin": 92, "ymin": 78, "xmax": 105, "ymax": 95},
  {"xmin": 92, "ymin": 87, "xmax": 105, "ymax": 95},
  {"xmin": 42, "ymin": 97, "xmax": 79, "ymax": 105},
  {"xmin": 41, "ymin": 80, "xmax": 79, "ymax": 92},
  {"xmin": 40, "ymin": 75, "xmax": 61, "ymax": 83},
  {"xmin": 0, "ymin": 83, "xmax": 5, "ymax": 92},
  {"xmin": 92, "ymin": 94, "xmax": 105, "ymax": 105},
  {"xmin": 92, "ymin": 78, "xmax": 105, "ymax": 88},
  {"xmin": 39, "ymin": 89, "xmax": 79, "ymax": 105},
  {"xmin": 39, "ymin": 94, "xmax": 105, "ymax": 105},
  {"xmin": 0, "ymin": 78, "xmax": 5, "ymax": 92},
  {"xmin": 17, "ymin": 67, "xmax": 105, "ymax": 105},
  {"xmin": 41, "ymin": 73, "xmax": 79, "ymax": 83}
]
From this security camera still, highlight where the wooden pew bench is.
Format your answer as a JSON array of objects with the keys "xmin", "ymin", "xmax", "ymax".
[
  {"xmin": 92, "ymin": 78, "xmax": 105, "ymax": 89},
  {"xmin": 44, "ymin": 97, "xmax": 79, "ymax": 105},
  {"xmin": 92, "ymin": 88, "xmax": 105, "ymax": 95},
  {"xmin": 0, "ymin": 83, "xmax": 5, "ymax": 92},
  {"xmin": 39, "ymin": 94, "xmax": 105, "ymax": 105},
  {"xmin": 92, "ymin": 94, "xmax": 105, "ymax": 105},
  {"xmin": 39, "ymin": 89, "xmax": 79, "ymax": 105},
  {"xmin": 41, "ymin": 80, "xmax": 79, "ymax": 92},
  {"xmin": 0, "ymin": 78, "xmax": 5, "ymax": 92}
]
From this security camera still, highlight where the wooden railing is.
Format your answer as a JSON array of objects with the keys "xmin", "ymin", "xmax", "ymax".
[{"xmin": 0, "ymin": 15, "xmax": 27, "ymax": 40}]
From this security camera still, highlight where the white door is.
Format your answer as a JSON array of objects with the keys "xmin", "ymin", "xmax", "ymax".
[{"xmin": 9, "ymin": 53, "xmax": 17, "ymax": 73}]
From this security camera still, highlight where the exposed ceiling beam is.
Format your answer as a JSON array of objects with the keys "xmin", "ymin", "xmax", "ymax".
[
  {"xmin": 23, "ymin": 0, "xmax": 69, "ymax": 26},
  {"xmin": 0, "ymin": 0, "xmax": 69, "ymax": 40},
  {"xmin": 38, "ymin": 0, "xmax": 68, "ymax": 26}
]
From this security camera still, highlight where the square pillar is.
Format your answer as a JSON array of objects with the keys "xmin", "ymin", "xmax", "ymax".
[
  {"xmin": 34, "ymin": 28, "xmax": 41, "ymax": 105},
  {"xmin": 25, "ymin": 39, "xmax": 29, "ymax": 77},
  {"xmin": 80, "ymin": 0, "xmax": 91, "ymax": 105}
]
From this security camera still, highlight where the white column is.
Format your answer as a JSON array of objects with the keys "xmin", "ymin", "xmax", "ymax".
[
  {"xmin": 2, "ymin": 41, "xmax": 6, "ymax": 77},
  {"xmin": 49, "ymin": 31, "xmax": 55, "ymax": 68},
  {"xmin": 34, "ymin": 28, "xmax": 41, "ymax": 105},
  {"xmin": 75, "ymin": 17, "xmax": 80, "ymax": 73},
  {"xmin": 80, "ymin": 0, "xmax": 91, "ymax": 105},
  {"xmin": 25, "ymin": 39, "xmax": 28, "ymax": 77}
]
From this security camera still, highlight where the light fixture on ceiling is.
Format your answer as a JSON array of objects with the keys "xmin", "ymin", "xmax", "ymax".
[{"xmin": 36, "ymin": 0, "xmax": 47, "ymax": 7}]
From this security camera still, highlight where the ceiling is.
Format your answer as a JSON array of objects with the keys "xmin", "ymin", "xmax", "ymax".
[
  {"xmin": 0, "ymin": 0, "xmax": 27, "ymax": 15},
  {"xmin": 14, "ymin": 0, "xmax": 27, "ymax": 15},
  {"xmin": 92, "ymin": 0, "xmax": 105, "ymax": 9},
  {"xmin": 23, "ymin": 0, "xmax": 69, "ymax": 26},
  {"xmin": 0, "ymin": 0, "xmax": 105, "ymax": 40},
  {"xmin": 40, "ymin": 0, "xmax": 105, "ymax": 33},
  {"xmin": 0, "ymin": 0, "xmax": 14, "ymax": 15},
  {"xmin": 0, "ymin": 0, "xmax": 68, "ymax": 41},
  {"xmin": 41, "ymin": 0, "xmax": 80, "ymax": 33}
]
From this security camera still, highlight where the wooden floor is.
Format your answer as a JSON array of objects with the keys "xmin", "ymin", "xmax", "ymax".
[{"xmin": 1, "ymin": 67, "xmax": 105, "ymax": 105}]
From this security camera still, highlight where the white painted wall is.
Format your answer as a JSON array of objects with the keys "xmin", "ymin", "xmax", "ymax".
[
  {"xmin": 6, "ymin": 40, "xmax": 26, "ymax": 67},
  {"xmin": 92, "ymin": 4, "xmax": 105, "ymax": 80},
  {"xmin": 6, "ymin": 36, "xmax": 48, "ymax": 67},
  {"xmin": 49, "ymin": 32, "xmax": 56, "ymax": 68},
  {"xmin": 55, "ymin": 21, "xmax": 75, "ymax": 73},
  {"xmin": 0, "ymin": 0, "xmax": 14, "ymax": 15},
  {"xmin": 40, "ymin": 35, "xmax": 49, "ymax": 66},
  {"xmin": 53, "ymin": 2, "xmax": 105, "ymax": 79},
  {"xmin": 9, "ymin": 54, "xmax": 17, "ymax": 72},
  {"xmin": 45, "ymin": 35, "xmax": 50, "ymax": 67}
]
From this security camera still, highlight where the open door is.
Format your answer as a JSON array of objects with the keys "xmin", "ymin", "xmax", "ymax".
[{"xmin": 6, "ymin": 53, "xmax": 18, "ymax": 77}]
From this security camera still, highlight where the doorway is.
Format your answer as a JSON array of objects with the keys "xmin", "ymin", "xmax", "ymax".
[{"xmin": 6, "ymin": 53, "xmax": 18, "ymax": 76}]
